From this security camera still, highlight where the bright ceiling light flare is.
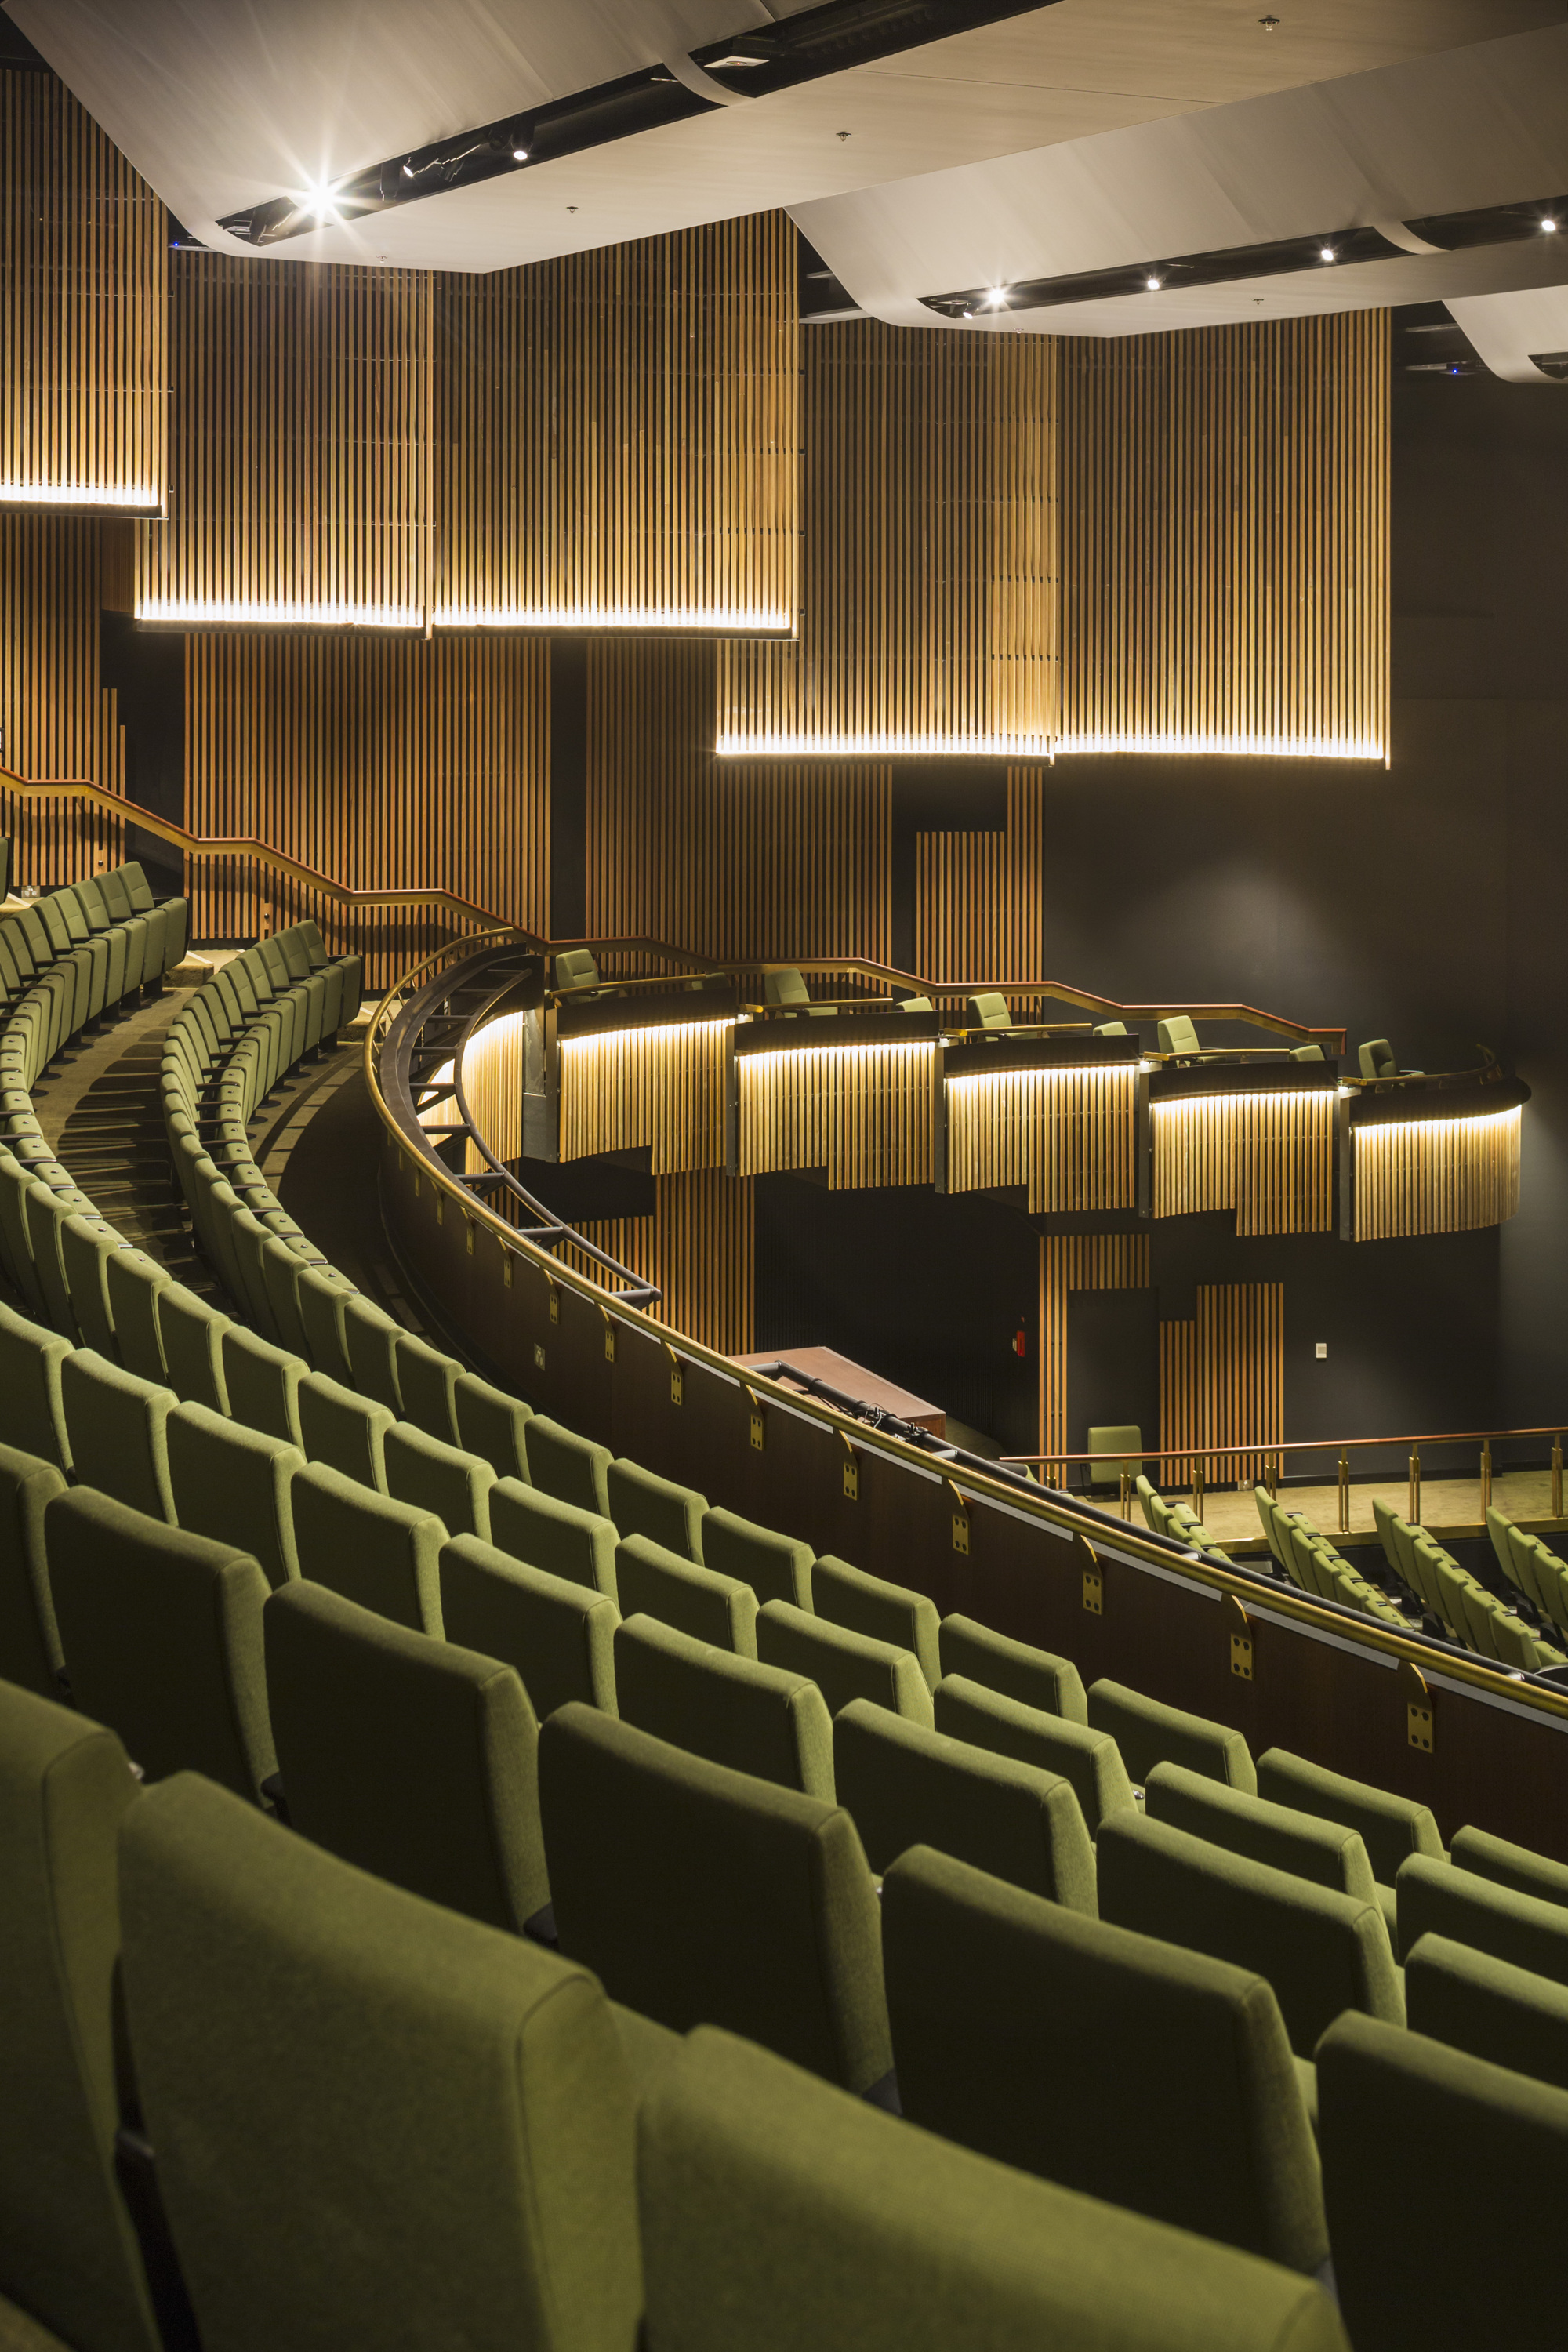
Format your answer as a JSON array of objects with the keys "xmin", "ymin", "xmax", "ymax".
[
  {"xmin": 2, "ymin": 481, "xmax": 162, "ymax": 510},
  {"xmin": 1543, "ymin": 217, "xmax": 1559, "ymax": 233},
  {"xmin": 985, "ymin": 286, "xmax": 1007, "ymax": 307},
  {"xmin": 1319, "ymin": 245, "xmax": 1337, "ymax": 261},
  {"xmin": 1145, "ymin": 275, "xmax": 1163, "ymax": 291}
]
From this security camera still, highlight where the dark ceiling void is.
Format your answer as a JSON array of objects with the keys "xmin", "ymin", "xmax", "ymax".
[
  {"xmin": 1393, "ymin": 302, "xmax": 1483, "ymax": 377},
  {"xmin": 215, "ymin": 0, "xmax": 1058, "ymax": 250}
]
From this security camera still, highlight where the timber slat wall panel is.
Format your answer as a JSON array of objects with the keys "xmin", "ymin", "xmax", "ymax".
[
  {"xmin": 183, "ymin": 635, "xmax": 548, "ymax": 988},
  {"xmin": 1160, "ymin": 1282, "xmax": 1285, "ymax": 1489},
  {"xmin": 915, "ymin": 771, "xmax": 1045, "ymax": 1004},
  {"xmin": 1152, "ymin": 1092, "xmax": 1336, "ymax": 1233},
  {"xmin": 1059, "ymin": 314, "xmax": 1389, "ymax": 759},
  {"xmin": 439, "ymin": 216, "xmax": 798, "ymax": 630},
  {"xmin": 0, "ymin": 515, "xmax": 126, "ymax": 878},
  {"xmin": 949, "ymin": 1062, "xmax": 1138, "ymax": 1212},
  {"xmin": 718, "ymin": 321, "xmax": 1058, "ymax": 757},
  {"xmin": 1038, "ymin": 1232, "xmax": 1152, "ymax": 1470},
  {"xmin": 1, "ymin": 68, "xmax": 166, "ymax": 511},
  {"xmin": 1354, "ymin": 1109, "xmax": 1522, "ymax": 1241},
  {"xmin": 573, "ymin": 1169, "xmax": 756, "ymax": 1353},
  {"xmin": 559, "ymin": 1020, "xmax": 731, "ymax": 1171},
  {"xmin": 737, "ymin": 1040, "xmax": 935, "ymax": 1187}
]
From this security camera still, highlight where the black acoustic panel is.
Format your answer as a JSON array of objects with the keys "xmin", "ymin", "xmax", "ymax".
[{"xmin": 1067, "ymin": 1289, "xmax": 1159, "ymax": 1496}]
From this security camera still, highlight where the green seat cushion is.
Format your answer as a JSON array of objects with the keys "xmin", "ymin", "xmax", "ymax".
[
  {"xmin": 439, "ymin": 1535, "xmax": 619, "ymax": 1721},
  {"xmin": 614, "ymin": 1535, "xmax": 758, "ymax": 1657},
  {"xmin": 613, "ymin": 1613, "xmax": 832, "ymax": 1798},
  {"xmin": 933, "ymin": 1675, "xmax": 1138, "ymax": 1838},
  {"xmin": 937, "ymin": 1614, "xmax": 1089, "ymax": 1723},
  {"xmin": 756, "ymin": 1599, "xmax": 933, "ymax": 1728}
]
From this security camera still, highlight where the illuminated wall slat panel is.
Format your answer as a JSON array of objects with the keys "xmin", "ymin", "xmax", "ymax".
[
  {"xmin": 949, "ymin": 1063, "xmax": 1138, "ymax": 1213},
  {"xmin": 718, "ymin": 321, "xmax": 1058, "ymax": 758},
  {"xmin": 1354, "ymin": 1109, "xmax": 1521, "ymax": 1241},
  {"xmin": 183, "ymin": 635, "xmax": 549, "ymax": 989},
  {"xmin": 1152, "ymin": 1092, "xmax": 1336, "ymax": 1235},
  {"xmin": 1038, "ymin": 1232, "xmax": 1152, "ymax": 1470},
  {"xmin": 439, "ymin": 216, "xmax": 799, "ymax": 632},
  {"xmin": 738, "ymin": 1041, "xmax": 935, "ymax": 1188},
  {"xmin": 571, "ymin": 1169, "xmax": 756, "ymax": 1354},
  {"xmin": 1059, "ymin": 314, "xmax": 1390, "ymax": 760},
  {"xmin": 559, "ymin": 1022, "xmax": 731, "ymax": 1173},
  {"xmin": 1160, "ymin": 1283, "xmax": 1285, "ymax": 1488},
  {"xmin": 0, "ymin": 515, "xmax": 128, "ymax": 878},
  {"xmin": 1, "ymin": 69, "xmax": 167, "ymax": 512},
  {"xmin": 915, "ymin": 771, "xmax": 1044, "ymax": 1002}
]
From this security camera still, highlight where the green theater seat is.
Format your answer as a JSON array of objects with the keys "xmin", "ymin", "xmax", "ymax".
[
  {"xmin": 539, "ymin": 1704, "xmax": 892, "ymax": 2095},
  {"xmin": 156, "ymin": 1283, "xmax": 232, "ymax": 1414},
  {"xmin": 614, "ymin": 1613, "xmax": 833, "ymax": 1797},
  {"xmin": 639, "ymin": 2027, "xmax": 1349, "ymax": 2352},
  {"xmin": 59, "ymin": 1351, "xmax": 176, "ymax": 1524},
  {"xmin": 937, "ymin": 1614, "xmax": 1090, "ymax": 1722},
  {"xmin": 1453, "ymin": 1822, "xmax": 1568, "ymax": 1912},
  {"xmin": 1088, "ymin": 1679, "xmax": 1255, "ymax": 1792},
  {"xmin": 835, "ymin": 1702, "xmax": 1096, "ymax": 1907},
  {"xmin": 607, "ymin": 1457, "xmax": 707, "ymax": 1562},
  {"xmin": 220, "ymin": 1324, "xmax": 305, "ymax": 1446},
  {"xmin": 813, "ymin": 1556, "xmax": 941, "ymax": 1690},
  {"xmin": 0, "ymin": 1442, "xmax": 66, "ymax": 1700},
  {"xmin": 699, "ymin": 1505, "xmax": 814, "ymax": 1609},
  {"xmin": 440, "ymin": 1536, "xmax": 619, "ymax": 1720},
  {"xmin": 527, "ymin": 1416, "xmax": 612, "ymax": 1516},
  {"xmin": 0, "ymin": 1298, "xmax": 72, "ymax": 1472},
  {"xmin": 489, "ymin": 1478, "xmax": 619, "ymax": 1599},
  {"xmin": 341, "ymin": 1294, "xmax": 405, "ymax": 1414},
  {"xmin": 757, "ymin": 1599, "xmax": 934, "ymax": 1727},
  {"xmin": 103, "ymin": 1249, "xmax": 172, "ymax": 1385},
  {"xmin": 166, "ymin": 1403, "xmax": 302, "ymax": 1590},
  {"xmin": 289, "ymin": 1463, "xmax": 445, "ymax": 1635},
  {"xmin": 1406, "ymin": 1932, "xmax": 1568, "ymax": 2094},
  {"xmin": 452, "ymin": 1370, "xmax": 533, "ymax": 1480},
  {"xmin": 1258, "ymin": 1748, "xmax": 1445, "ymax": 1936},
  {"xmin": 59, "ymin": 1213, "xmax": 121, "ymax": 1358},
  {"xmin": 293, "ymin": 1261, "xmax": 358, "ymax": 1386},
  {"xmin": 296, "ymin": 1369, "xmax": 394, "ymax": 1490},
  {"xmin": 1098, "ymin": 1811, "xmax": 1403, "ymax": 2056},
  {"xmin": 393, "ymin": 1330, "xmax": 463, "ymax": 1444},
  {"xmin": 882, "ymin": 1845, "xmax": 1327, "ymax": 2274},
  {"xmin": 1145, "ymin": 1763, "xmax": 1381, "ymax": 1909},
  {"xmin": 384, "ymin": 1422, "xmax": 495, "ymax": 1541},
  {"xmin": 1397, "ymin": 1853, "xmax": 1568, "ymax": 1984},
  {"xmin": 118, "ymin": 1770, "xmax": 641, "ymax": 2352},
  {"xmin": 1319, "ymin": 2010, "xmax": 1566, "ymax": 2352},
  {"xmin": 263, "ymin": 1580, "xmax": 549, "ymax": 1934},
  {"xmin": 615, "ymin": 1534, "xmax": 758, "ymax": 1655},
  {"xmin": 45, "ymin": 1489, "xmax": 275, "ymax": 1805},
  {"xmin": 933, "ymin": 1675, "xmax": 1138, "ymax": 1836}
]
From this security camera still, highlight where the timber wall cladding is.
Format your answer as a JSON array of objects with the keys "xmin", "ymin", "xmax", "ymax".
[
  {"xmin": 183, "ymin": 635, "xmax": 549, "ymax": 989},
  {"xmin": 717, "ymin": 321, "xmax": 1059, "ymax": 757},
  {"xmin": 915, "ymin": 769, "xmax": 1046, "ymax": 1003},
  {"xmin": 1160, "ymin": 1283, "xmax": 1285, "ymax": 1487},
  {"xmin": 1353, "ymin": 1109, "xmax": 1523, "ymax": 1242},
  {"xmin": 570, "ymin": 1170, "xmax": 757, "ymax": 1355},
  {"xmin": 0, "ymin": 516, "xmax": 127, "ymax": 877},
  {"xmin": 1037, "ymin": 1232, "xmax": 1152, "ymax": 1468},
  {"xmin": 1152, "ymin": 1091, "xmax": 1337, "ymax": 1235},
  {"xmin": 1058, "ymin": 312, "xmax": 1391, "ymax": 759},
  {"xmin": 0, "ymin": 68, "xmax": 167, "ymax": 510},
  {"xmin": 137, "ymin": 216, "xmax": 798, "ymax": 632}
]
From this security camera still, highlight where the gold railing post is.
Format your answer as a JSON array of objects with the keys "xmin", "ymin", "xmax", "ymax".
[
  {"xmin": 1409, "ymin": 1446, "xmax": 1421, "ymax": 1527},
  {"xmin": 1265, "ymin": 1450, "xmax": 1279, "ymax": 1501},
  {"xmin": 1338, "ymin": 1450, "xmax": 1350, "ymax": 1535},
  {"xmin": 1120, "ymin": 1468, "xmax": 1131, "ymax": 1521},
  {"xmin": 1480, "ymin": 1438, "xmax": 1492, "ymax": 1515},
  {"xmin": 1554, "ymin": 1436, "xmax": 1563, "ymax": 1522},
  {"xmin": 1192, "ymin": 1457, "xmax": 1205, "ymax": 1522}
]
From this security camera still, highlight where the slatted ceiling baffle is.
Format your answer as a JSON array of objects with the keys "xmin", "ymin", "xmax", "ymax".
[
  {"xmin": 0, "ymin": 67, "xmax": 167, "ymax": 513},
  {"xmin": 1354, "ymin": 1110, "xmax": 1522, "ymax": 1242},
  {"xmin": 0, "ymin": 515, "xmax": 128, "ymax": 878},
  {"xmin": 1058, "ymin": 312, "xmax": 1390, "ymax": 759}
]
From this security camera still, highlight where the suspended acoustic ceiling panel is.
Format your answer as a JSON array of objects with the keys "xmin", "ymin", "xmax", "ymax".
[
  {"xmin": 0, "ymin": 514, "xmax": 129, "ymax": 877},
  {"xmin": 438, "ymin": 215, "xmax": 800, "ymax": 634},
  {"xmin": 717, "ymin": 320, "xmax": 1058, "ymax": 760},
  {"xmin": 0, "ymin": 69, "xmax": 167, "ymax": 514},
  {"xmin": 137, "ymin": 216, "xmax": 797, "ymax": 635},
  {"xmin": 1058, "ymin": 312, "xmax": 1390, "ymax": 761},
  {"xmin": 183, "ymin": 634, "xmax": 549, "ymax": 989},
  {"xmin": 587, "ymin": 640, "xmax": 892, "ymax": 970}
]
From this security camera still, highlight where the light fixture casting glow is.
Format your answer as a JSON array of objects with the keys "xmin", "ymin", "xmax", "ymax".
[
  {"xmin": 561, "ymin": 1018, "xmax": 735, "ymax": 1053},
  {"xmin": 715, "ymin": 731, "xmax": 1054, "ymax": 760},
  {"xmin": 985, "ymin": 288, "xmax": 1007, "ymax": 307},
  {"xmin": 1146, "ymin": 275, "xmax": 1163, "ymax": 291},
  {"xmin": 2, "ymin": 481, "xmax": 162, "ymax": 510},
  {"xmin": 1319, "ymin": 246, "xmax": 1336, "ymax": 262},
  {"xmin": 511, "ymin": 146, "xmax": 529, "ymax": 162},
  {"xmin": 303, "ymin": 182, "xmax": 342, "ymax": 222},
  {"xmin": 135, "ymin": 596, "xmax": 425, "ymax": 630},
  {"xmin": 1544, "ymin": 218, "xmax": 1559, "ymax": 233},
  {"xmin": 1055, "ymin": 729, "xmax": 1384, "ymax": 762},
  {"xmin": 443, "ymin": 603, "xmax": 794, "ymax": 633}
]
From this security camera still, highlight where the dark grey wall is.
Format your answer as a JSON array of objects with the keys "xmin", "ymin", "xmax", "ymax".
[{"xmin": 758, "ymin": 356, "xmax": 1568, "ymax": 1453}]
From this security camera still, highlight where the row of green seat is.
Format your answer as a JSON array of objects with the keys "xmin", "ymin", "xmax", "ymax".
[
  {"xmin": 1256, "ymin": 1488, "xmax": 1418, "ymax": 1632},
  {"xmin": 1483, "ymin": 1501, "xmax": 1568, "ymax": 1643},
  {"xmin": 1134, "ymin": 1473, "xmax": 1220, "ymax": 1553},
  {"xmin": 1, "ymin": 1677, "xmax": 1356, "ymax": 2352}
]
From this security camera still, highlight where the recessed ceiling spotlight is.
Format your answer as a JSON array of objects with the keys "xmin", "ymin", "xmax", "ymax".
[
  {"xmin": 511, "ymin": 145, "xmax": 529, "ymax": 162},
  {"xmin": 960, "ymin": 309, "xmax": 974, "ymax": 320},
  {"xmin": 1258, "ymin": 12, "xmax": 1280, "ymax": 25},
  {"xmin": 1543, "ymin": 216, "xmax": 1559, "ymax": 233},
  {"xmin": 986, "ymin": 286, "xmax": 1007, "ymax": 306},
  {"xmin": 304, "ymin": 182, "xmax": 340, "ymax": 222},
  {"xmin": 1319, "ymin": 245, "xmax": 1336, "ymax": 262},
  {"xmin": 1145, "ymin": 274, "xmax": 1163, "ymax": 291},
  {"xmin": 401, "ymin": 159, "xmax": 415, "ymax": 180}
]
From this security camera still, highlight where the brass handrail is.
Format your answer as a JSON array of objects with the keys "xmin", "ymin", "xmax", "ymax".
[{"xmin": 1005, "ymin": 1427, "xmax": 1568, "ymax": 1470}]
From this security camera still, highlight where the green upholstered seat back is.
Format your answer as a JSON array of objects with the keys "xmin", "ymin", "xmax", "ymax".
[
  {"xmin": 968, "ymin": 991, "xmax": 1011, "ymax": 1029},
  {"xmin": 439, "ymin": 1536, "xmax": 619, "ymax": 1720},
  {"xmin": 1452, "ymin": 1822, "xmax": 1568, "ymax": 1912},
  {"xmin": 606, "ymin": 1457, "xmax": 706, "ymax": 1562},
  {"xmin": 258, "ymin": 1235, "xmax": 314, "ymax": 1360},
  {"xmin": 1318, "ymin": 2009, "xmax": 1568, "ymax": 2352},
  {"xmin": 118, "ymin": 1770, "xmax": 640, "ymax": 2352},
  {"xmin": 699, "ymin": 1506, "xmax": 814, "ymax": 1609},
  {"xmin": 834, "ymin": 1701, "xmax": 1096, "ymax": 1909},
  {"xmin": 59, "ymin": 1214, "xmax": 119, "ymax": 1357},
  {"xmin": 489, "ymin": 1478, "xmax": 619, "ymax": 1599},
  {"xmin": 762, "ymin": 967, "xmax": 809, "ymax": 1005},
  {"xmin": 1405, "ymin": 1931, "xmax": 1568, "ymax": 2094},
  {"xmin": 220, "ymin": 1324, "xmax": 303, "ymax": 1446},
  {"xmin": 812, "ymin": 1556, "xmax": 941, "ymax": 1689},
  {"xmin": 264, "ymin": 1580, "xmax": 547, "ymax": 1930},
  {"xmin": 0, "ymin": 1683, "xmax": 158, "ymax": 2352},
  {"xmin": 757, "ymin": 1599, "xmax": 934, "ymax": 1728},
  {"xmin": 553, "ymin": 948, "xmax": 601, "ymax": 989},
  {"xmin": 293, "ymin": 1263, "xmax": 357, "ymax": 1387},
  {"xmin": 938, "ymin": 1615, "xmax": 1090, "ymax": 1723},
  {"xmin": 1159, "ymin": 1015, "xmax": 1200, "ymax": 1054},
  {"xmin": 1357, "ymin": 1038, "xmax": 1398, "ymax": 1080},
  {"xmin": 639, "ymin": 2026, "xmax": 1349, "ymax": 2352},
  {"xmin": 384, "ymin": 1422, "xmax": 495, "ymax": 1542},
  {"xmin": 613, "ymin": 1613, "xmax": 832, "ymax": 1798},
  {"xmin": 1484, "ymin": 1501, "xmax": 1521, "ymax": 1589},
  {"xmin": 392, "ymin": 1332, "xmax": 463, "ymax": 1444},
  {"xmin": 1093, "ymin": 1018, "xmax": 1129, "ymax": 1035},
  {"xmin": 166, "ymin": 1403, "xmax": 301, "ymax": 1590},
  {"xmin": 452, "ymin": 1370, "xmax": 533, "ymax": 1479},
  {"xmin": 289, "ymin": 1463, "xmax": 445, "ymax": 1635},
  {"xmin": 1255, "ymin": 1748, "xmax": 1444, "ymax": 1891},
  {"xmin": 1145, "ymin": 1762, "xmax": 1378, "ymax": 1907},
  {"xmin": 58, "ymin": 1351, "xmax": 176, "ymax": 1525},
  {"xmin": 528, "ymin": 1416, "xmax": 612, "ymax": 1515},
  {"xmin": 1397, "ymin": 1853, "xmax": 1568, "ymax": 1983},
  {"xmin": 1098, "ymin": 1812, "xmax": 1403, "ymax": 2056},
  {"xmin": 932, "ymin": 1675, "xmax": 1136, "ymax": 1836},
  {"xmin": 45, "ymin": 1489, "xmax": 275, "ymax": 1802},
  {"xmin": 103, "ymin": 1250, "xmax": 170, "ymax": 1385},
  {"xmin": 0, "ymin": 1299, "xmax": 71, "ymax": 1472},
  {"xmin": 1289, "ymin": 1043, "xmax": 1325, "ymax": 1061},
  {"xmin": 296, "ymin": 1370, "xmax": 394, "ymax": 1490},
  {"xmin": 1087, "ymin": 1678, "xmax": 1255, "ymax": 1792},
  {"xmin": 881, "ymin": 1846, "xmax": 1325, "ymax": 2274},
  {"xmin": 339, "ymin": 1294, "xmax": 404, "ymax": 1414},
  {"xmin": 615, "ymin": 1535, "xmax": 758, "ymax": 1657},
  {"xmin": 1086, "ymin": 1423, "xmax": 1142, "ymax": 1486},
  {"xmin": 0, "ymin": 1442, "xmax": 66, "ymax": 1698},
  {"xmin": 539, "ymin": 1704, "xmax": 891, "ymax": 2093}
]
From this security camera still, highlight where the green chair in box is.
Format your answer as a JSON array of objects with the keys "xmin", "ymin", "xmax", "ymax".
[
  {"xmin": 812, "ymin": 1556, "xmax": 941, "ymax": 1689},
  {"xmin": 118, "ymin": 1769, "xmax": 641, "ymax": 2352},
  {"xmin": 45, "ymin": 1489, "xmax": 275, "ymax": 1805},
  {"xmin": 264, "ymin": 1580, "xmax": 550, "ymax": 1935},
  {"xmin": 607, "ymin": 1458, "xmax": 706, "ymax": 1561},
  {"xmin": 640, "ymin": 2026, "xmax": 1350, "ymax": 2352},
  {"xmin": 934, "ymin": 1675, "xmax": 1137, "ymax": 1837},
  {"xmin": 539, "ymin": 1703, "xmax": 892, "ymax": 2096},
  {"xmin": 490, "ymin": 1479, "xmax": 619, "ymax": 1599},
  {"xmin": 615, "ymin": 1534, "xmax": 758, "ymax": 1655},
  {"xmin": 882, "ymin": 1844, "xmax": 1327, "ymax": 2274},
  {"xmin": 289, "ymin": 1462, "xmax": 445, "ymax": 1636},
  {"xmin": 440, "ymin": 1536, "xmax": 620, "ymax": 1720},
  {"xmin": 757, "ymin": 1599, "xmax": 934, "ymax": 1727},
  {"xmin": 0, "ymin": 1441, "xmax": 66, "ymax": 1700},
  {"xmin": 1397, "ymin": 1853, "xmax": 1568, "ymax": 1982},
  {"xmin": 528, "ymin": 1417, "xmax": 612, "ymax": 1515},
  {"xmin": 166, "ymin": 1404, "xmax": 302, "ymax": 1590},
  {"xmin": 614, "ymin": 1613, "xmax": 832, "ymax": 1798},
  {"xmin": 834, "ymin": 1701, "xmax": 1096, "ymax": 1908},
  {"xmin": 967, "ymin": 992, "xmax": 1012, "ymax": 1030},
  {"xmin": 700, "ymin": 1505, "xmax": 814, "ymax": 1609},
  {"xmin": 1406, "ymin": 1932, "xmax": 1568, "ymax": 2095},
  {"xmin": 1086, "ymin": 1423, "xmax": 1142, "ymax": 1499},
  {"xmin": 1088, "ymin": 1678, "xmax": 1255, "ymax": 1791}
]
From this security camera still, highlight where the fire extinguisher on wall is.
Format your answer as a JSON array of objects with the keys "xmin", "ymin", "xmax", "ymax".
[{"xmin": 1012, "ymin": 1323, "xmax": 1027, "ymax": 1360}]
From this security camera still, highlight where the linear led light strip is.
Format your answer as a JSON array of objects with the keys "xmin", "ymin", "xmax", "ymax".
[
  {"xmin": 1055, "ymin": 731, "xmax": 1385, "ymax": 761},
  {"xmin": 445, "ymin": 605, "xmax": 795, "ymax": 633},
  {"xmin": 747, "ymin": 1036, "xmax": 935, "ymax": 1057},
  {"xmin": 1355, "ymin": 1106, "xmax": 1522, "ymax": 1142},
  {"xmin": 136, "ymin": 599, "xmax": 795, "ymax": 633},
  {"xmin": 561, "ymin": 1018, "xmax": 736, "ymax": 1049},
  {"xmin": 716, "ymin": 731, "xmax": 1056, "ymax": 759},
  {"xmin": 2, "ymin": 482, "xmax": 162, "ymax": 509}
]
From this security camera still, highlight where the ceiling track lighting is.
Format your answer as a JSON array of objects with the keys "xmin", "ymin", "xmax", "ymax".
[{"xmin": 216, "ymin": 0, "xmax": 1059, "ymax": 249}]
